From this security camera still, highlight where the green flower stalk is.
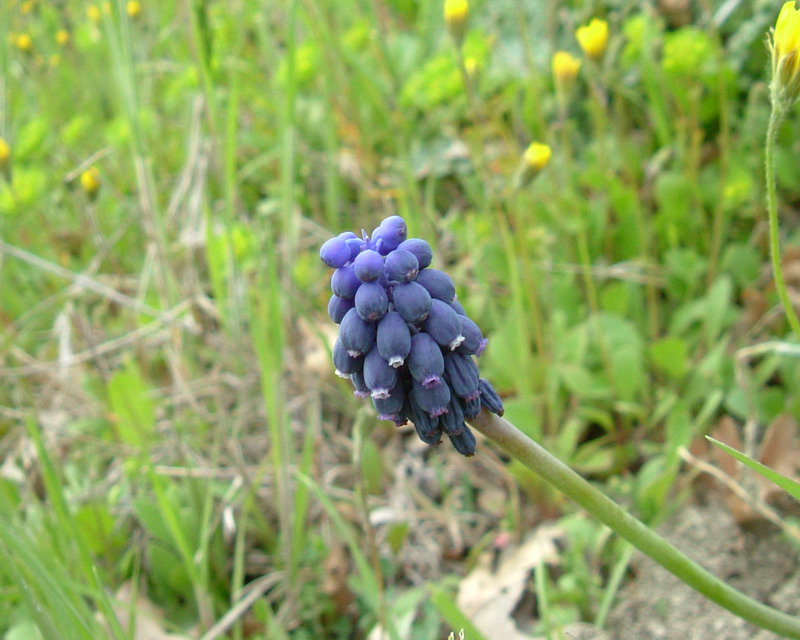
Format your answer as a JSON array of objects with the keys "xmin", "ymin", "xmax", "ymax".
[
  {"xmin": 469, "ymin": 410, "xmax": 800, "ymax": 638},
  {"xmin": 766, "ymin": 1, "xmax": 800, "ymax": 338}
]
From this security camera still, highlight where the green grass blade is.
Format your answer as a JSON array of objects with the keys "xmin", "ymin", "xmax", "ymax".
[
  {"xmin": 706, "ymin": 436, "xmax": 800, "ymax": 502},
  {"xmin": 429, "ymin": 584, "xmax": 488, "ymax": 640}
]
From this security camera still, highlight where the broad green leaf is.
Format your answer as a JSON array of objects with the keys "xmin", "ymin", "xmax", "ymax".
[
  {"xmin": 107, "ymin": 358, "xmax": 155, "ymax": 446},
  {"xmin": 649, "ymin": 337, "xmax": 688, "ymax": 380}
]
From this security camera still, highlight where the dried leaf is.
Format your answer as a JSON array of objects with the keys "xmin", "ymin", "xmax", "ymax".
[{"xmin": 456, "ymin": 525, "xmax": 561, "ymax": 640}]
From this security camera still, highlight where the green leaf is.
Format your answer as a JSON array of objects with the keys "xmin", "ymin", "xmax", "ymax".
[
  {"xmin": 557, "ymin": 363, "xmax": 611, "ymax": 400},
  {"xmin": 649, "ymin": 336, "xmax": 688, "ymax": 380},
  {"xmin": 706, "ymin": 436, "xmax": 800, "ymax": 502},
  {"xmin": 107, "ymin": 358, "xmax": 155, "ymax": 446}
]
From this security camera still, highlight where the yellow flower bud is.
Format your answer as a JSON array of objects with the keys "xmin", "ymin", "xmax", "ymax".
[
  {"xmin": 0, "ymin": 138, "xmax": 10, "ymax": 180},
  {"xmin": 771, "ymin": 1, "xmax": 800, "ymax": 106},
  {"xmin": 464, "ymin": 56, "xmax": 478, "ymax": 76},
  {"xmin": 126, "ymin": 0, "xmax": 141, "ymax": 18},
  {"xmin": 56, "ymin": 29, "xmax": 70, "ymax": 45},
  {"xmin": 14, "ymin": 33, "xmax": 32, "ymax": 53},
  {"xmin": 524, "ymin": 142, "xmax": 552, "ymax": 172},
  {"xmin": 515, "ymin": 142, "xmax": 551, "ymax": 189},
  {"xmin": 444, "ymin": 0, "xmax": 469, "ymax": 46},
  {"xmin": 80, "ymin": 167, "xmax": 101, "ymax": 199},
  {"xmin": 552, "ymin": 50, "xmax": 581, "ymax": 87},
  {"xmin": 576, "ymin": 18, "xmax": 609, "ymax": 60}
]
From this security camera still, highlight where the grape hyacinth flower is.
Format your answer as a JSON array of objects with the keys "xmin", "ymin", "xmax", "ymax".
[{"xmin": 320, "ymin": 216, "xmax": 503, "ymax": 456}]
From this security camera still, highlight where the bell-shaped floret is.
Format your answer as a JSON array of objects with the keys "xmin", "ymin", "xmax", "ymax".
[
  {"xmin": 449, "ymin": 298, "xmax": 467, "ymax": 316},
  {"xmin": 444, "ymin": 351, "xmax": 480, "ymax": 400},
  {"xmin": 392, "ymin": 281, "xmax": 432, "ymax": 324},
  {"xmin": 455, "ymin": 315, "xmax": 487, "ymax": 356},
  {"xmin": 331, "ymin": 265, "xmax": 362, "ymax": 299},
  {"xmin": 414, "ymin": 268, "xmax": 456, "ymax": 303},
  {"xmin": 462, "ymin": 395, "xmax": 481, "ymax": 420},
  {"xmin": 328, "ymin": 294, "xmax": 354, "ymax": 324},
  {"xmin": 320, "ymin": 236, "xmax": 351, "ymax": 269},
  {"xmin": 397, "ymin": 238, "xmax": 433, "ymax": 270},
  {"xmin": 384, "ymin": 248, "xmax": 419, "ymax": 283},
  {"xmin": 408, "ymin": 333, "xmax": 444, "ymax": 388},
  {"xmin": 364, "ymin": 345, "xmax": 399, "ymax": 399},
  {"xmin": 355, "ymin": 281, "xmax": 389, "ymax": 321},
  {"xmin": 411, "ymin": 378, "xmax": 451, "ymax": 418},
  {"xmin": 350, "ymin": 370, "xmax": 370, "ymax": 398},
  {"xmin": 377, "ymin": 215, "xmax": 408, "ymax": 252},
  {"xmin": 423, "ymin": 299, "xmax": 464, "ymax": 351},
  {"xmin": 408, "ymin": 392, "xmax": 443, "ymax": 444},
  {"xmin": 353, "ymin": 249, "xmax": 385, "ymax": 282},
  {"xmin": 448, "ymin": 425, "xmax": 477, "ymax": 456},
  {"xmin": 340, "ymin": 308, "xmax": 376, "ymax": 357},
  {"xmin": 376, "ymin": 311, "xmax": 411, "ymax": 367},
  {"xmin": 478, "ymin": 378, "xmax": 504, "ymax": 416},
  {"xmin": 372, "ymin": 381, "xmax": 406, "ymax": 420},
  {"xmin": 439, "ymin": 394, "xmax": 466, "ymax": 435},
  {"xmin": 346, "ymin": 236, "xmax": 365, "ymax": 261},
  {"xmin": 333, "ymin": 338, "xmax": 364, "ymax": 376}
]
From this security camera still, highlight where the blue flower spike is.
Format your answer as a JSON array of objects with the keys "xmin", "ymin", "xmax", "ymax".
[{"xmin": 320, "ymin": 216, "xmax": 503, "ymax": 456}]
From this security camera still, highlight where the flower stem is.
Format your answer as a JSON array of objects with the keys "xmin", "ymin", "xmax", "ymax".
[
  {"xmin": 765, "ymin": 104, "xmax": 800, "ymax": 338},
  {"xmin": 468, "ymin": 410, "xmax": 800, "ymax": 638}
]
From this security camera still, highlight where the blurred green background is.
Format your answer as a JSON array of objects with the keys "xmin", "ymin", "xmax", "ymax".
[{"xmin": 1, "ymin": 0, "xmax": 799, "ymax": 638}]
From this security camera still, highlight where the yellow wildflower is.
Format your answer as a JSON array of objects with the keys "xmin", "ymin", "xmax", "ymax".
[
  {"xmin": 444, "ymin": 0, "xmax": 469, "ymax": 46},
  {"xmin": 56, "ymin": 29, "xmax": 70, "ymax": 45},
  {"xmin": 80, "ymin": 167, "xmax": 101, "ymax": 199},
  {"xmin": 771, "ymin": 1, "xmax": 800, "ymax": 106},
  {"xmin": 552, "ymin": 50, "xmax": 581, "ymax": 87},
  {"xmin": 87, "ymin": 5, "xmax": 101, "ymax": 23},
  {"xmin": 21, "ymin": 0, "xmax": 33, "ymax": 15},
  {"xmin": 126, "ymin": 0, "xmax": 141, "ymax": 17},
  {"xmin": 576, "ymin": 18, "xmax": 609, "ymax": 60},
  {"xmin": 14, "ymin": 33, "xmax": 32, "ymax": 52}
]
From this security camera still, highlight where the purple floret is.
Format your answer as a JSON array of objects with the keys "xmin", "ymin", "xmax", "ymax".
[
  {"xmin": 340, "ymin": 307, "xmax": 377, "ymax": 357},
  {"xmin": 393, "ymin": 281, "xmax": 432, "ymax": 324},
  {"xmin": 377, "ymin": 215, "xmax": 408, "ymax": 252},
  {"xmin": 411, "ymin": 378, "xmax": 451, "ymax": 418},
  {"xmin": 415, "ymin": 269, "xmax": 456, "ymax": 303},
  {"xmin": 364, "ymin": 345, "xmax": 399, "ymax": 399},
  {"xmin": 331, "ymin": 265, "xmax": 362, "ymax": 299},
  {"xmin": 320, "ymin": 236, "xmax": 352, "ymax": 269},
  {"xmin": 355, "ymin": 281, "xmax": 389, "ymax": 321},
  {"xmin": 353, "ymin": 249, "xmax": 385, "ymax": 282},
  {"xmin": 456, "ymin": 315, "xmax": 487, "ymax": 356},
  {"xmin": 423, "ymin": 299, "xmax": 464, "ymax": 351},
  {"xmin": 407, "ymin": 333, "xmax": 444, "ymax": 389},
  {"xmin": 384, "ymin": 248, "xmax": 419, "ymax": 283},
  {"xmin": 397, "ymin": 238, "xmax": 433, "ymax": 270},
  {"xmin": 328, "ymin": 294, "xmax": 355, "ymax": 324},
  {"xmin": 376, "ymin": 311, "xmax": 411, "ymax": 368}
]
